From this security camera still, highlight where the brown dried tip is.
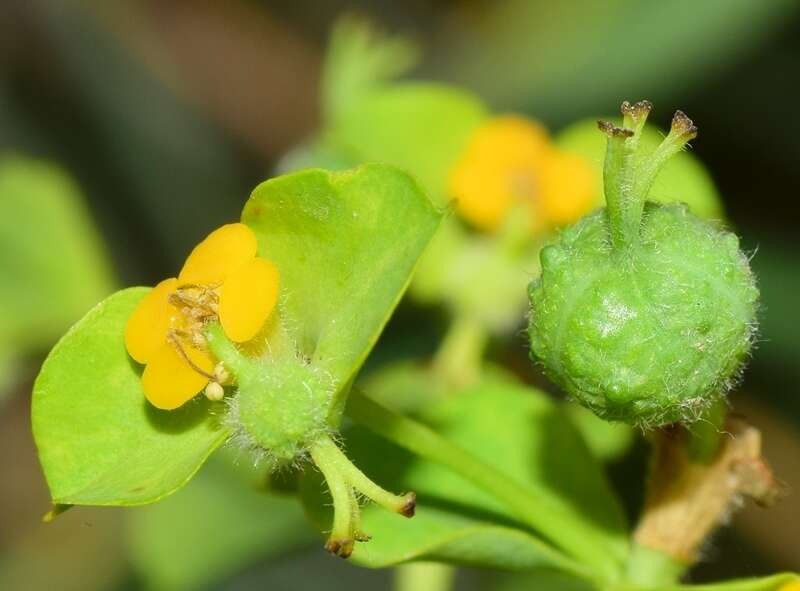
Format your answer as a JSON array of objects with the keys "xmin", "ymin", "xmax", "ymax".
[
  {"xmin": 621, "ymin": 100, "xmax": 653, "ymax": 119},
  {"xmin": 597, "ymin": 120, "xmax": 634, "ymax": 138},
  {"xmin": 325, "ymin": 538, "xmax": 354, "ymax": 559},
  {"xmin": 399, "ymin": 492, "xmax": 417, "ymax": 517},
  {"xmin": 671, "ymin": 110, "xmax": 698, "ymax": 138}
]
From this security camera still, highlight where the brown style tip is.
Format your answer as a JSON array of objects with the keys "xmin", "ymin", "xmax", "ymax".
[
  {"xmin": 399, "ymin": 492, "xmax": 417, "ymax": 517},
  {"xmin": 597, "ymin": 120, "xmax": 634, "ymax": 138},
  {"xmin": 671, "ymin": 110, "xmax": 698, "ymax": 139}
]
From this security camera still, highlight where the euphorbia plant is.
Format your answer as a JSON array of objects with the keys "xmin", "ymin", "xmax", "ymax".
[{"xmin": 28, "ymin": 39, "xmax": 796, "ymax": 590}]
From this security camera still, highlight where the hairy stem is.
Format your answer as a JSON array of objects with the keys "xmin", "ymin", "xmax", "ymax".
[
  {"xmin": 598, "ymin": 101, "xmax": 697, "ymax": 251},
  {"xmin": 686, "ymin": 397, "xmax": 728, "ymax": 464}
]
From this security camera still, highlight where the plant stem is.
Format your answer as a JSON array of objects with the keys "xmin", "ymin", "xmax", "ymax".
[
  {"xmin": 624, "ymin": 542, "xmax": 688, "ymax": 587},
  {"xmin": 310, "ymin": 439, "xmax": 355, "ymax": 557},
  {"xmin": 346, "ymin": 389, "xmax": 620, "ymax": 581},
  {"xmin": 308, "ymin": 435, "xmax": 415, "ymax": 557},
  {"xmin": 686, "ymin": 397, "xmax": 727, "ymax": 464},
  {"xmin": 394, "ymin": 563, "xmax": 456, "ymax": 591},
  {"xmin": 431, "ymin": 315, "xmax": 487, "ymax": 388}
]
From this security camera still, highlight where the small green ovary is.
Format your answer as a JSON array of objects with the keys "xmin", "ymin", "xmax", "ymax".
[{"xmin": 233, "ymin": 355, "xmax": 335, "ymax": 465}]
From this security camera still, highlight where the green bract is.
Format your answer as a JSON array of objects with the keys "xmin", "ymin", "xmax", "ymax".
[
  {"xmin": 528, "ymin": 103, "xmax": 758, "ymax": 427},
  {"xmin": 32, "ymin": 164, "xmax": 441, "ymax": 506}
]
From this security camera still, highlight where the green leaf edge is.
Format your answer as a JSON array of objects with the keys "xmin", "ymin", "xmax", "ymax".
[
  {"xmin": 351, "ymin": 514, "xmax": 592, "ymax": 577},
  {"xmin": 32, "ymin": 287, "xmax": 231, "ymax": 507}
]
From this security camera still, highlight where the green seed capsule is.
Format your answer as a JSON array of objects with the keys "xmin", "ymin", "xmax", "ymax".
[{"xmin": 528, "ymin": 102, "xmax": 758, "ymax": 428}]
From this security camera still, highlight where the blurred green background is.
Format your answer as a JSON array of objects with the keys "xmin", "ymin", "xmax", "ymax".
[{"xmin": 1, "ymin": 1, "xmax": 798, "ymax": 590}]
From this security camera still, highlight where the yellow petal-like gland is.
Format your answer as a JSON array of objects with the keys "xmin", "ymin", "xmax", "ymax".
[
  {"xmin": 539, "ymin": 152, "xmax": 597, "ymax": 226},
  {"xmin": 124, "ymin": 277, "xmax": 178, "ymax": 364},
  {"xmin": 178, "ymin": 223, "xmax": 258, "ymax": 286},
  {"xmin": 778, "ymin": 584, "xmax": 800, "ymax": 591},
  {"xmin": 219, "ymin": 257, "xmax": 280, "ymax": 343},
  {"xmin": 449, "ymin": 116, "xmax": 552, "ymax": 232},
  {"xmin": 141, "ymin": 341, "xmax": 215, "ymax": 410}
]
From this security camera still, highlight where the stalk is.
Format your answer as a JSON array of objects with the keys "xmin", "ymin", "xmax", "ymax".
[{"xmin": 346, "ymin": 389, "xmax": 619, "ymax": 580}]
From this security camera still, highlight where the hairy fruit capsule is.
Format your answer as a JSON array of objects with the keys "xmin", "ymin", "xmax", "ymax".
[{"xmin": 528, "ymin": 102, "xmax": 758, "ymax": 428}]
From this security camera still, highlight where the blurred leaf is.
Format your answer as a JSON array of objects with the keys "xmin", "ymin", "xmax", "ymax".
[
  {"xmin": 301, "ymin": 378, "xmax": 627, "ymax": 577},
  {"xmin": 0, "ymin": 350, "xmax": 17, "ymax": 404},
  {"xmin": 322, "ymin": 16, "xmax": 419, "ymax": 123},
  {"xmin": 747, "ymin": 238, "xmax": 800, "ymax": 372},
  {"xmin": 32, "ymin": 288, "xmax": 230, "ymax": 506},
  {"xmin": 0, "ymin": 156, "xmax": 114, "ymax": 361},
  {"xmin": 435, "ymin": 0, "xmax": 798, "ymax": 122},
  {"xmin": 555, "ymin": 119, "xmax": 723, "ymax": 219},
  {"xmin": 242, "ymin": 164, "xmax": 442, "ymax": 424},
  {"xmin": 412, "ymin": 219, "xmax": 541, "ymax": 332},
  {"xmin": 0, "ymin": 507, "xmax": 126, "ymax": 591},
  {"xmin": 275, "ymin": 140, "xmax": 356, "ymax": 176},
  {"xmin": 38, "ymin": 1, "xmax": 244, "ymax": 268},
  {"xmin": 127, "ymin": 452, "xmax": 312, "ymax": 591},
  {"xmin": 494, "ymin": 569, "xmax": 597, "ymax": 591},
  {"xmin": 327, "ymin": 83, "xmax": 487, "ymax": 205},
  {"xmin": 657, "ymin": 573, "xmax": 800, "ymax": 591},
  {"xmin": 564, "ymin": 403, "xmax": 635, "ymax": 463}
]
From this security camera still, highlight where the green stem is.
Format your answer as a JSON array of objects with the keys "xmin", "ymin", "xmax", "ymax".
[
  {"xmin": 599, "ymin": 121, "xmax": 637, "ymax": 249},
  {"xmin": 686, "ymin": 397, "xmax": 727, "ymax": 464},
  {"xmin": 394, "ymin": 563, "xmax": 456, "ymax": 591},
  {"xmin": 308, "ymin": 435, "xmax": 414, "ymax": 557},
  {"xmin": 431, "ymin": 316, "xmax": 487, "ymax": 388},
  {"xmin": 346, "ymin": 389, "xmax": 619, "ymax": 581},
  {"xmin": 310, "ymin": 439, "xmax": 355, "ymax": 557},
  {"xmin": 625, "ymin": 543, "xmax": 688, "ymax": 587},
  {"xmin": 204, "ymin": 322, "xmax": 249, "ymax": 376},
  {"xmin": 598, "ymin": 102, "xmax": 697, "ymax": 251}
]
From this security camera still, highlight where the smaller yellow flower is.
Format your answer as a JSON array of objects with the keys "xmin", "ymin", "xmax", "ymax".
[
  {"xmin": 449, "ymin": 115, "xmax": 595, "ymax": 233},
  {"xmin": 125, "ymin": 223, "xmax": 280, "ymax": 410}
]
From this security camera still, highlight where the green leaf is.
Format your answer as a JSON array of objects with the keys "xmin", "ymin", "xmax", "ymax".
[
  {"xmin": 0, "ymin": 157, "xmax": 114, "ymax": 357},
  {"xmin": 299, "ymin": 435, "xmax": 589, "ymax": 577},
  {"xmin": 127, "ymin": 451, "xmax": 312, "ymax": 591},
  {"xmin": 326, "ymin": 84, "xmax": 488, "ymax": 205},
  {"xmin": 301, "ymin": 378, "xmax": 627, "ymax": 577},
  {"xmin": 32, "ymin": 288, "xmax": 230, "ymax": 506},
  {"xmin": 496, "ymin": 570, "xmax": 597, "ymax": 591},
  {"xmin": 242, "ymin": 164, "xmax": 442, "ymax": 423},
  {"xmin": 436, "ymin": 0, "xmax": 796, "ymax": 123},
  {"xmin": 555, "ymin": 119, "xmax": 723, "ymax": 220},
  {"xmin": 322, "ymin": 16, "xmax": 419, "ymax": 124},
  {"xmin": 652, "ymin": 573, "xmax": 799, "ymax": 591}
]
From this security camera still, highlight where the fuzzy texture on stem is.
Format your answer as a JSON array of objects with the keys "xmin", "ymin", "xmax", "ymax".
[{"xmin": 528, "ymin": 101, "xmax": 758, "ymax": 427}]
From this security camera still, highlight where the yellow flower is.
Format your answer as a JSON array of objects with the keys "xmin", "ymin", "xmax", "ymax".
[
  {"xmin": 124, "ymin": 223, "xmax": 280, "ymax": 410},
  {"xmin": 449, "ymin": 115, "xmax": 596, "ymax": 232},
  {"xmin": 779, "ymin": 583, "xmax": 800, "ymax": 591}
]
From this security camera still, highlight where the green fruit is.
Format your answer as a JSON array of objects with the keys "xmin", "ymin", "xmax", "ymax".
[{"xmin": 528, "ymin": 102, "xmax": 758, "ymax": 427}]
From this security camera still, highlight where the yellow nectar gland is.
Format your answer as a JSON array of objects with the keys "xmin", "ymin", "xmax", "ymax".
[
  {"xmin": 778, "ymin": 583, "xmax": 800, "ymax": 591},
  {"xmin": 124, "ymin": 223, "xmax": 280, "ymax": 410},
  {"xmin": 449, "ymin": 115, "xmax": 596, "ymax": 233}
]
